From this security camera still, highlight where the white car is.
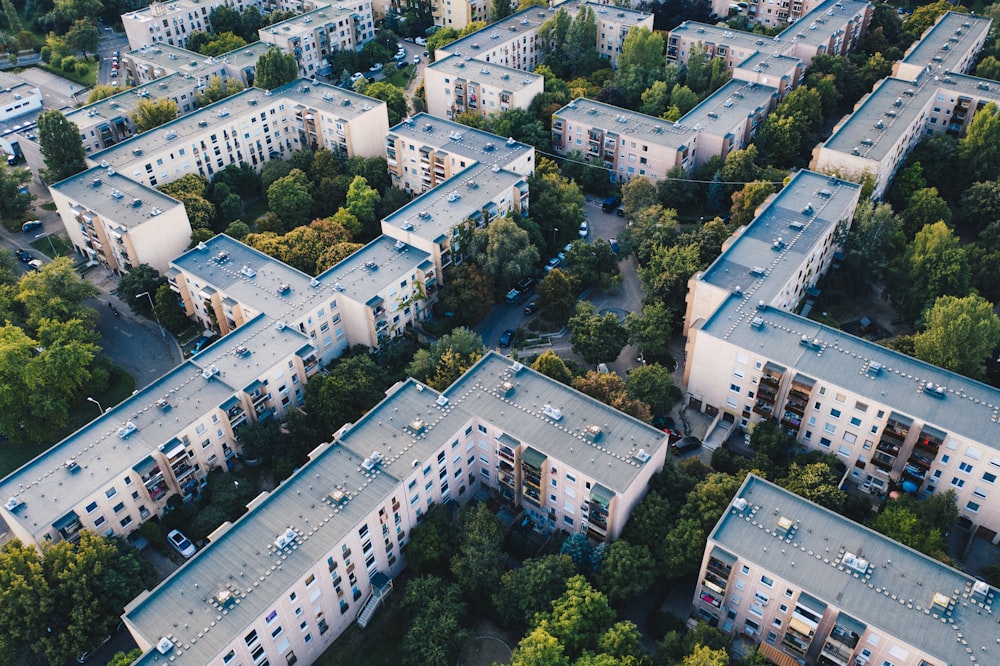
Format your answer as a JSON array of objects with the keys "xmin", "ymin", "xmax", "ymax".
[
  {"xmin": 579, "ymin": 221, "xmax": 589, "ymax": 238},
  {"xmin": 369, "ymin": 62, "xmax": 383, "ymax": 72},
  {"xmin": 350, "ymin": 72, "xmax": 364, "ymax": 83},
  {"xmin": 412, "ymin": 54, "xmax": 421, "ymax": 64},
  {"xmin": 168, "ymin": 529, "xmax": 197, "ymax": 558},
  {"xmin": 415, "ymin": 36, "xmax": 427, "ymax": 46}
]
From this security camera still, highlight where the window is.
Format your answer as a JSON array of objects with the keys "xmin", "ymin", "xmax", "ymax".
[
  {"xmin": 967, "ymin": 501, "xmax": 981, "ymax": 513},
  {"xmin": 951, "ymin": 477, "xmax": 966, "ymax": 489},
  {"xmin": 105, "ymin": 487, "xmax": 117, "ymax": 499},
  {"xmin": 741, "ymin": 565, "xmax": 750, "ymax": 574},
  {"xmin": 305, "ymin": 574, "xmax": 316, "ymax": 587},
  {"xmin": 824, "ymin": 423, "xmax": 836, "ymax": 434},
  {"xmin": 760, "ymin": 575, "xmax": 773, "ymax": 587},
  {"xmin": 830, "ymin": 408, "xmax": 841, "ymax": 418},
  {"xmin": 850, "ymin": 417, "xmax": 862, "ymax": 427},
  {"xmin": 730, "ymin": 383, "xmax": 740, "ymax": 393},
  {"xmin": 85, "ymin": 501, "xmax": 98, "ymax": 513},
  {"xmin": 984, "ymin": 472, "xmax": 997, "ymax": 484},
  {"xmin": 959, "ymin": 462, "xmax": 974, "ymax": 474}
]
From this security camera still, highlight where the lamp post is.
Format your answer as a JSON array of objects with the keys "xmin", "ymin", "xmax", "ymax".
[
  {"xmin": 553, "ymin": 227, "xmax": 558, "ymax": 252},
  {"xmin": 137, "ymin": 291, "xmax": 165, "ymax": 338},
  {"xmin": 35, "ymin": 232, "xmax": 56, "ymax": 257},
  {"xmin": 86, "ymin": 396, "xmax": 104, "ymax": 415}
]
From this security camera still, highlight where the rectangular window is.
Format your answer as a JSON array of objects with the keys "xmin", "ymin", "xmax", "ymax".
[
  {"xmin": 959, "ymin": 462, "xmax": 974, "ymax": 474},
  {"xmin": 966, "ymin": 501, "xmax": 981, "ymax": 513},
  {"xmin": 830, "ymin": 408, "xmax": 841, "ymax": 418},
  {"xmin": 850, "ymin": 417, "xmax": 862, "ymax": 427},
  {"xmin": 824, "ymin": 423, "xmax": 836, "ymax": 434},
  {"xmin": 984, "ymin": 472, "xmax": 997, "ymax": 484},
  {"xmin": 760, "ymin": 575, "xmax": 773, "ymax": 587},
  {"xmin": 951, "ymin": 477, "xmax": 966, "ymax": 489}
]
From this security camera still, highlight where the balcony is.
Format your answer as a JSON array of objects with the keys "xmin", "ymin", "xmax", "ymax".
[
  {"xmin": 914, "ymin": 425, "xmax": 945, "ymax": 455},
  {"xmin": 871, "ymin": 452, "xmax": 895, "ymax": 472},
  {"xmin": 753, "ymin": 398, "xmax": 775, "ymax": 416}
]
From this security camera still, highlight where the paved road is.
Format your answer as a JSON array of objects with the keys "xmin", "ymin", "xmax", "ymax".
[{"xmin": 96, "ymin": 28, "xmax": 130, "ymax": 89}]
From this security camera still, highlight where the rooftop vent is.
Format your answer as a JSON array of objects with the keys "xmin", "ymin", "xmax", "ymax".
[
  {"xmin": 584, "ymin": 424, "xmax": 602, "ymax": 441},
  {"xmin": 240, "ymin": 265, "xmax": 256, "ymax": 278},
  {"xmin": 329, "ymin": 489, "xmax": 348, "ymax": 504},
  {"xmin": 274, "ymin": 527, "xmax": 297, "ymax": 550},
  {"xmin": 64, "ymin": 458, "xmax": 80, "ymax": 472},
  {"xmin": 866, "ymin": 361, "xmax": 882, "ymax": 375},
  {"xmin": 542, "ymin": 404, "xmax": 563, "ymax": 421},
  {"xmin": 923, "ymin": 382, "xmax": 946, "ymax": 398},
  {"xmin": 789, "ymin": 221, "xmax": 804, "ymax": 231},
  {"xmin": 364, "ymin": 260, "xmax": 378, "ymax": 270},
  {"xmin": 155, "ymin": 397, "xmax": 171, "ymax": 410},
  {"xmin": 407, "ymin": 418, "xmax": 427, "ymax": 435},
  {"xmin": 150, "ymin": 207, "xmax": 162, "ymax": 216},
  {"xmin": 500, "ymin": 380, "xmax": 514, "ymax": 396},
  {"xmin": 131, "ymin": 198, "xmax": 142, "ymax": 208},
  {"xmin": 802, "ymin": 203, "xmax": 813, "ymax": 215},
  {"xmin": 217, "ymin": 108, "xmax": 229, "ymax": 118},
  {"xmin": 202, "ymin": 364, "xmax": 219, "ymax": 380},
  {"xmin": 4, "ymin": 497, "xmax": 23, "ymax": 512},
  {"xmin": 733, "ymin": 497, "xmax": 748, "ymax": 511},
  {"xmin": 91, "ymin": 177, "xmax": 102, "ymax": 187},
  {"xmin": 215, "ymin": 251, "xmax": 229, "ymax": 263},
  {"xmin": 278, "ymin": 283, "xmax": 290, "ymax": 294},
  {"xmin": 842, "ymin": 551, "xmax": 869, "ymax": 575},
  {"xmin": 118, "ymin": 421, "xmax": 138, "ymax": 439},
  {"xmin": 632, "ymin": 448, "xmax": 651, "ymax": 463},
  {"xmin": 275, "ymin": 321, "xmax": 286, "ymax": 331},
  {"xmin": 750, "ymin": 316, "xmax": 765, "ymax": 329},
  {"xmin": 111, "ymin": 189, "xmax": 124, "ymax": 199},
  {"xmin": 771, "ymin": 237, "xmax": 785, "ymax": 251},
  {"xmin": 401, "ymin": 221, "xmax": 414, "ymax": 231},
  {"xmin": 749, "ymin": 266, "xmax": 766, "ymax": 277},
  {"xmin": 436, "ymin": 395, "xmax": 449, "ymax": 407},
  {"xmin": 156, "ymin": 637, "xmax": 174, "ymax": 655},
  {"xmin": 817, "ymin": 189, "xmax": 832, "ymax": 198}
]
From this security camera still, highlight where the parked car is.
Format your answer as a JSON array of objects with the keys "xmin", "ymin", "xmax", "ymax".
[
  {"xmin": 499, "ymin": 329, "xmax": 515, "ymax": 347},
  {"xmin": 673, "ymin": 436, "xmax": 702, "ymax": 455},
  {"xmin": 652, "ymin": 415, "xmax": 676, "ymax": 431},
  {"xmin": 412, "ymin": 54, "xmax": 421, "ymax": 63},
  {"xmin": 168, "ymin": 529, "xmax": 197, "ymax": 558},
  {"xmin": 579, "ymin": 221, "xmax": 589, "ymax": 237},
  {"xmin": 516, "ymin": 277, "xmax": 535, "ymax": 292},
  {"xmin": 415, "ymin": 36, "xmax": 427, "ymax": 46},
  {"xmin": 15, "ymin": 249, "xmax": 31, "ymax": 263},
  {"xmin": 523, "ymin": 301, "xmax": 538, "ymax": 315},
  {"xmin": 27, "ymin": 259, "xmax": 43, "ymax": 271},
  {"xmin": 350, "ymin": 72, "xmax": 364, "ymax": 83},
  {"xmin": 21, "ymin": 220, "xmax": 42, "ymax": 232},
  {"xmin": 608, "ymin": 237, "xmax": 619, "ymax": 255},
  {"xmin": 110, "ymin": 69, "xmax": 117, "ymax": 77},
  {"xmin": 394, "ymin": 50, "xmax": 406, "ymax": 60},
  {"xmin": 369, "ymin": 62, "xmax": 383, "ymax": 72},
  {"xmin": 615, "ymin": 205, "xmax": 625, "ymax": 217},
  {"xmin": 601, "ymin": 195, "xmax": 620, "ymax": 212},
  {"xmin": 544, "ymin": 257, "xmax": 561, "ymax": 272}
]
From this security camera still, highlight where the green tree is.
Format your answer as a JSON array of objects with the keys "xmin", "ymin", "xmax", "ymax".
[
  {"xmin": 131, "ymin": 98, "xmax": 179, "ymax": 133},
  {"xmin": 267, "ymin": 169, "xmax": 312, "ymax": 230},
  {"xmin": 363, "ymin": 81, "xmax": 408, "ymax": 126},
  {"xmin": 638, "ymin": 243, "xmax": 704, "ymax": 325},
  {"xmin": 451, "ymin": 503, "xmax": 504, "ymax": 606},
  {"xmin": 958, "ymin": 102, "xmax": 1000, "ymax": 185},
  {"xmin": 730, "ymin": 180, "xmax": 777, "ymax": 227},
  {"xmin": 66, "ymin": 17, "xmax": 99, "ymax": 57},
  {"xmin": 616, "ymin": 26, "xmax": 665, "ymax": 105},
  {"xmin": 596, "ymin": 541, "xmax": 655, "ymax": 604},
  {"xmin": 154, "ymin": 282, "xmax": 188, "ymax": 332},
  {"xmin": 511, "ymin": 625, "xmax": 570, "ymax": 666},
  {"xmin": 108, "ymin": 650, "xmax": 143, "ymax": 666},
  {"xmin": 87, "ymin": 84, "xmax": 118, "ymax": 103},
  {"xmin": 838, "ymin": 200, "xmax": 904, "ymax": 292},
  {"xmin": 573, "ymin": 370, "xmax": 651, "ymax": 420},
  {"xmin": 561, "ymin": 239, "xmax": 618, "ymax": 289},
  {"xmin": 748, "ymin": 419, "xmax": 796, "ymax": 477},
  {"xmin": 0, "ymin": 533, "xmax": 154, "ymax": 665},
  {"xmin": 975, "ymin": 55, "xmax": 1000, "ymax": 81},
  {"xmin": 401, "ymin": 575, "xmax": 469, "ymax": 666},
  {"xmin": 626, "ymin": 363, "xmax": 677, "ymax": 415},
  {"xmin": 198, "ymin": 31, "xmax": 247, "ymax": 56},
  {"xmin": 957, "ymin": 180, "xmax": 1000, "ymax": 236},
  {"xmin": 196, "ymin": 75, "xmax": 246, "ymax": 107},
  {"xmin": 530, "ymin": 349, "xmax": 573, "ymax": 384},
  {"xmin": 912, "ymin": 294, "xmax": 1000, "ymax": 381},
  {"xmin": 0, "ymin": 163, "xmax": 33, "ymax": 221},
  {"xmin": 405, "ymin": 504, "xmax": 456, "ymax": 576},
  {"xmin": 494, "ymin": 554, "xmax": 575, "ymax": 631},
  {"xmin": 564, "ymin": 5, "xmax": 600, "ymax": 78},
  {"xmin": 887, "ymin": 221, "xmax": 970, "ymax": 324},
  {"xmin": 682, "ymin": 644, "xmax": 730, "ymax": 666},
  {"xmin": 492, "ymin": 0, "xmax": 513, "ymax": 20},
  {"xmin": 620, "ymin": 176, "xmax": 658, "ymax": 220},
  {"xmin": 303, "ymin": 354, "xmax": 387, "ymax": 436},
  {"xmin": 869, "ymin": 494, "xmax": 954, "ymax": 561},
  {"xmin": 536, "ymin": 268, "xmax": 575, "ymax": 324},
  {"xmin": 425, "ymin": 27, "xmax": 460, "ymax": 62},
  {"xmin": 900, "ymin": 186, "xmax": 950, "ymax": 238},
  {"xmin": 345, "ymin": 175, "xmax": 380, "ymax": 236},
  {"xmin": 255, "ymin": 46, "xmax": 298, "ymax": 89},
  {"xmin": 537, "ymin": 575, "xmax": 616, "ymax": 660},
  {"xmin": 439, "ymin": 263, "xmax": 494, "ymax": 325},
  {"xmin": 537, "ymin": 10, "xmax": 571, "ymax": 77},
  {"xmin": 2, "ymin": 0, "xmax": 21, "ymax": 34},
  {"xmin": 904, "ymin": 0, "xmax": 965, "ymax": 37},
  {"xmin": 639, "ymin": 79, "xmax": 671, "ymax": 117},
  {"xmin": 114, "ymin": 264, "xmax": 163, "ymax": 315},
  {"xmin": 470, "ymin": 217, "xmax": 540, "ymax": 295},
  {"xmin": 780, "ymin": 461, "xmax": 847, "ymax": 511},
  {"xmin": 756, "ymin": 113, "xmax": 802, "ymax": 165},
  {"xmin": 37, "ymin": 110, "xmax": 87, "ymax": 183},
  {"xmin": 405, "ymin": 327, "xmax": 484, "ymax": 391},
  {"xmin": 568, "ymin": 301, "xmax": 629, "ymax": 365},
  {"xmin": 528, "ymin": 159, "xmax": 586, "ymax": 254}
]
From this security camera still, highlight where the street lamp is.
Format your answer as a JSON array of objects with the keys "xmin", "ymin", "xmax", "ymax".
[
  {"xmin": 553, "ymin": 227, "xmax": 558, "ymax": 251},
  {"xmin": 35, "ymin": 232, "xmax": 56, "ymax": 257},
  {"xmin": 86, "ymin": 396, "xmax": 104, "ymax": 415},
  {"xmin": 136, "ymin": 291, "xmax": 165, "ymax": 338}
]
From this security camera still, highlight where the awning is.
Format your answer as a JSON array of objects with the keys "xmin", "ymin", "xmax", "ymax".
[
  {"xmin": 919, "ymin": 424, "xmax": 947, "ymax": 441},
  {"xmin": 366, "ymin": 295, "xmax": 384, "ymax": 307},
  {"xmin": 788, "ymin": 617, "xmax": 815, "ymax": 637},
  {"xmin": 590, "ymin": 483, "xmax": 615, "ymax": 504},
  {"xmin": 521, "ymin": 446, "xmax": 547, "ymax": 469},
  {"xmin": 764, "ymin": 361, "xmax": 786, "ymax": 375},
  {"xmin": 798, "ymin": 592, "xmax": 827, "ymax": 617},
  {"xmin": 52, "ymin": 511, "xmax": 80, "ymax": 531},
  {"xmin": 888, "ymin": 411, "xmax": 913, "ymax": 428},
  {"xmin": 834, "ymin": 612, "xmax": 866, "ymax": 639},
  {"xmin": 710, "ymin": 546, "xmax": 738, "ymax": 566},
  {"xmin": 220, "ymin": 396, "xmax": 241, "ymax": 411},
  {"xmin": 757, "ymin": 642, "xmax": 800, "ymax": 666},
  {"xmin": 792, "ymin": 373, "xmax": 816, "ymax": 388},
  {"xmin": 497, "ymin": 433, "xmax": 520, "ymax": 449},
  {"xmin": 131, "ymin": 455, "xmax": 156, "ymax": 473},
  {"xmin": 159, "ymin": 437, "xmax": 185, "ymax": 459},
  {"xmin": 244, "ymin": 379, "xmax": 263, "ymax": 394}
]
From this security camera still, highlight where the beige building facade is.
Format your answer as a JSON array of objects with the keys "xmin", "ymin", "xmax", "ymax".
[{"xmin": 424, "ymin": 54, "xmax": 544, "ymax": 121}]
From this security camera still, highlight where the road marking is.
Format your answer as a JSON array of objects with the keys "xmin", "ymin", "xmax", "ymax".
[{"xmin": 115, "ymin": 329, "xmax": 134, "ymax": 338}]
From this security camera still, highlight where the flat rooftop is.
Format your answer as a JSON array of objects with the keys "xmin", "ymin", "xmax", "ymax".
[
  {"xmin": 388, "ymin": 112, "xmax": 533, "ymax": 164},
  {"xmin": 441, "ymin": 4, "xmax": 561, "ymax": 56},
  {"xmin": 382, "ymin": 163, "xmax": 525, "ymax": 243},
  {"xmin": 126, "ymin": 41, "xmax": 270, "ymax": 78},
  {"xmin": 172, "ymin": 234, "xmax": 341, "ymax": 323},
  {"xmin": 123, "ymin": 0, "xmax": 201, "ymax": 24},
  {"xmin": 51, "ymin": 166, "xmax": 183, "ymax": 228},
  {"xmin": 428, "ymin": 53, "xmax": 543, "ymax": 91},
  {"xmin": 678, "ymin": 79, "xmax": 778, "ymax": 137},
  {"xmin": 91, "ymin": 79, "xmax": 384, "ymax": 170},
  {"xmin": 898, "ymin": 11, "xmax": 991, "ymax": 78},
  {"xmin": 67, "ymin": 73, "xmax": 199, "ymax": 132},
  {"xmin": 698, "ymin": 170, "xmax": 860, "ymax": 304},
  {"xmin": 714, "ymin": 475, "xmax": 1000, "ymax": 666},
  {"xmin": 261, "ymin": 2, "xmax": 364, "ymax": 37},
  {"xmin": 0, "ymin": 313, "xmax": 311, "ymax": 543},
  {"xmin": 778, "ymin": 0, "xmax": 871, "ymax": 50},
  {"xmin": 125, "ymin": 351, "xmax": 667, "ymax": 664},
  {"xmin": 313, "ymin": 235, "xmax": 430, "ymax": 304},
  {"xmin": 554, "ymin": 98, "xmax": 691, "ymax": 149}
]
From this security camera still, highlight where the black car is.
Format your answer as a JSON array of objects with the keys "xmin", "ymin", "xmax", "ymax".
[
  {"xmin": 499, "ymin": 330, "xmax": 514, "ymax": 347},
  {"xmin": 523, "ymin": 301, "xmax": 538, "ymax": 315},
  {"xmin": 516, "ymin": 277, "xmax": 536, "ymax": 292},
  {"xmin": 15, "ymin": 249, "xmax": 31, "ymax": 263}
]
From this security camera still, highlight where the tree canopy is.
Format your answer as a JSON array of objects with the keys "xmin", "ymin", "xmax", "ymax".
[
  {"xmin": 255, "ymin": 47, "xmax": 298, "ymax": 89},
  {"xmin": 37, "ymin": 110, "xmax": 87, "ymax": 183}
]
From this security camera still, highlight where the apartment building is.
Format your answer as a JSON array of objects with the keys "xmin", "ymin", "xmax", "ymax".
[
  {"xmin": 0, "ymin": 311, "xmax": 319, "ymax": 549},
  {"xmin": 710, "ymin": 0, "xmax": 832, "ymax": 28},
  {"xmin": 122, "ymin": 351, "xmax": 669, "ymax": 665},
  {"xmin": 84, "ymin": 80, "xmax": 388, "ymax": 189},
  {"xmin": 552, "ymin": 83, "xmax": 777, "ymax": 181},
  {"xmin": 695, "ymin": 474, "xmax": 998, "ymax": 666},
  {"xmin": 0, "ymin": 71, "xmax": 42, "ymax": 124},
  {"xmin": 434, "ymin": 0, "xmax": 489, "ymax": 30},
  {"xmin": 170, "ymin": 232, "xmax": 433, "ymax": 364},
  {"xmin": 812, "ymin": 12, "xmax": 994, "ymax": 198},
  {"xmin": 424, "ymin": 53, "xmax": 544, "ymax": 120},
  {"xmin": 667, "ymin": 0, "xmax": 871, "ymax": 74},
  {"xmin": 683, "ymin": 167, "xmax": 1000, "ymax": 540},
  {"xmin": 258, "ymin": 2, "xmax": 376, "ymax": 79},
  {"xmin": 437, "ymin": 0, "xmax": 654, "ymax": 70},
  {"xmin": 122, "ymin": 41, "xmax": 270, "ymax": 88},
  {"xmin": 381, "ymin": 113, "xmax": 534, "ymax": 278},
  {"xmin": 49, "ymin": 166, "xmax": 192, "ymax": 273},
  {"xmin": 122, "ymin": 0, "xmax": 265, "ymax": 50}
]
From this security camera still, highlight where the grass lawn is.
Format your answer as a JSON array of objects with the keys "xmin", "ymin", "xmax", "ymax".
[
  {"xmin": 383, "ymin": 64, "xmax": 415, "ymax": 88},
  {"xmin": 30, "ymin": 232, "xmax": 73, "ymax": 258},
  {"xmin": 41, "ymin": 202, "xmax": 57, "ymax": 211},
  {"xmin": 0, "ymin": 366, "xmax": 136, "ymax": 478},
  {"xmin": 38, "ymin": 58, "xmax": 98, "ymax": 87}
]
